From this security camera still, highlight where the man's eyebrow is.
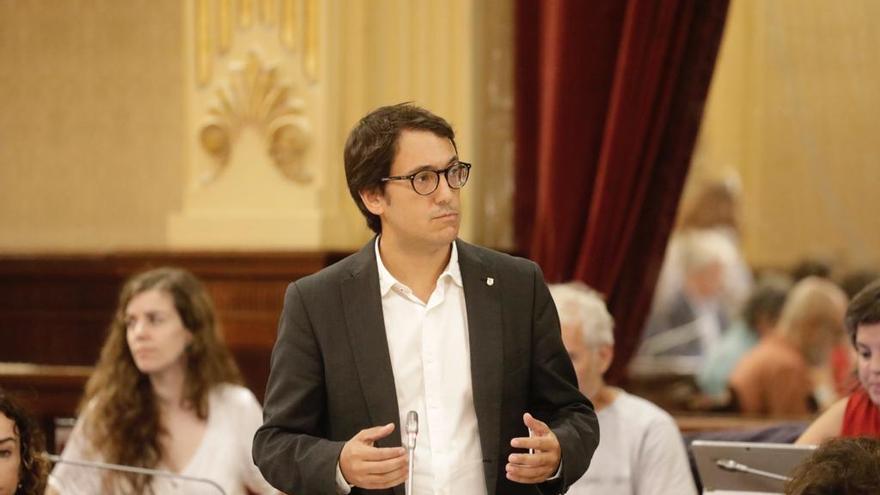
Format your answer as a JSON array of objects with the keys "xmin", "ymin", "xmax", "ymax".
[{"xmin": 402, "ymin": 156, "xmax": 459, "ymax": 176}]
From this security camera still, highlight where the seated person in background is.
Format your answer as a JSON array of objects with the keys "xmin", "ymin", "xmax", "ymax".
[
  {"xmin": 830, "ymin": 269, "xmax": 880, "ymax": 396},
  {"xmin": 640, "ymin": 229, "xmax": 736, "ymax": 367},
  {"xmin": 652, "ymin": 177, "xmax": 753, "ymax": 329},
  {"xmin": 784, "ymin": 437, "xmax": 880, "ymax": 495},
  {"xmin": 550, "ymin": 283, "xmax": 697, "ymax": 495},
  {"xmin": 729, "ymin": 277, "xmax": 847, "ymax": 416},
  {"xmin": 790, "ymin": 258, "xmax": 832, "ymax": 282},
  {"xmin": 698, "ymin": 274, "xmax": 791, "ymax": 399},
  {"xmin": 797, "ymin": 279, "xmax": 880, "ymax": 444},
  {"xmin": 0, "ymin": 389, "xmax": 49, "ymax": 495},
  {"xmin": 838, "ymin": 269, "xmax": 880, "ymax": 300},
  {"xmin": 47, "ymin": 267, "xmax": 278, "ymax": 495}
]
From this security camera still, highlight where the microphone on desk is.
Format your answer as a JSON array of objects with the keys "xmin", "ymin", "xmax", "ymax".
[
  {"xmin": 716, "ymin": 458, "xmax": 793, "ymax": 482},
  {"xmin": 404, "ymin": 410, "xmax": 418, "ymax": 495},
  {"xmin": 44, "ymin": 453, "xmax": 228, "ymax": 495}
]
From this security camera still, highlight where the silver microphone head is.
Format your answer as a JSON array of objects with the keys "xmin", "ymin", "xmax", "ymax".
[{"xmin": 405, "ymin": 410, "xmax": 418, "ymax": 450}]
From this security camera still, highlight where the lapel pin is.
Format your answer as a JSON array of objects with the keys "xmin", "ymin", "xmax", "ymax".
[{"xmin": 486, "ymin": 277, "xmax": 494, "ymax": 286}]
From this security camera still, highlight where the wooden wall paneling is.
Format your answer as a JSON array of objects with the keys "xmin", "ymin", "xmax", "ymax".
[{"xmin": 0, "ymin": 251, "xmax": 335, "ymax": 423}]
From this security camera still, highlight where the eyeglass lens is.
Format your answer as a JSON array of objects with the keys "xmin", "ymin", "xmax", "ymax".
[{"xmin": 412, "ymin": 163, "xmax": 470, "ymax": 195}]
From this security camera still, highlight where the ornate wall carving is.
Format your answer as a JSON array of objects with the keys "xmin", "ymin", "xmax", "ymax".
[{"xmin": 168, "ymin": 0, "xmax": 324, "ymax": 249}]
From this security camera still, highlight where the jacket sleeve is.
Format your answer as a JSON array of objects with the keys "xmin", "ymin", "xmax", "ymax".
[
  {"xmin": 528, "ymin": 264, "xmax": 600, "ymax": 494},
  {"xmin": 253, "ymin": 282, "xmax": 346, "ymax": 495}
]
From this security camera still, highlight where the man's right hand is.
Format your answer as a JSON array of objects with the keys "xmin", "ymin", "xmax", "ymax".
[{"xmin": 339, "ymin": 423, "xmax": 409, "ymax": 489}]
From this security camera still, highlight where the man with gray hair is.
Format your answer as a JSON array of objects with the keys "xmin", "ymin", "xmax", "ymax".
[{"xmin": 550, "ymin": 282, "xmax": 697, "ymax": 495}]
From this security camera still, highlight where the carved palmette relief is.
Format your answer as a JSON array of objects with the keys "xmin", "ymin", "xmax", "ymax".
[{"xmin": 194, "ymin": 0, "xmax": 318, "ymax": 184}]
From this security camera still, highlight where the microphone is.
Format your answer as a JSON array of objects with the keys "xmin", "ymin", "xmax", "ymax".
[
  {"xmin": 405, "ymin": 410, "xmax": 419, "ymax": 450},
  {"xmin": 404, "ymin": 411, "xmax": 418, "ymax": 495},
  {"xmin": 44, "ymin": 453, "xmax": 228, "ymax": 494},
  {"xmin": 716, "ymin": 458, "xmax": 793, "ymax": 482}
]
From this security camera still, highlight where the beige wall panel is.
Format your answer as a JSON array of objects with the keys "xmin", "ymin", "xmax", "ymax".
[
  {"xmin": 0, "ymin": 0, "xmax": 508, "ymax": 253},
  {"xmin": 0, "ymin": 1, "xmax": 185, "ymax": 253},
  {"xmin": 691, "ymin": 0, "xmax": 880, "ymax": 270}
]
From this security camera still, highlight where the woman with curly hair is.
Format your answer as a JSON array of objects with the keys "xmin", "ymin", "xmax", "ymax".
[
  {"xmin": 785, "ymin": 437, "xmax": 880, "ymax": 495},
  {"xmin": 47, "ymin": 267, "xmax": 277, "ymax": 494},
  {"xmin": 0, "ymin": 390, "xmax": 49, "ymax": 495}
]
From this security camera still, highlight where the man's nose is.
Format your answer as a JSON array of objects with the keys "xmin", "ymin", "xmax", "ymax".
[{"xmin": 433, "ymin": 173, "xmax": 456, "ymax": 201}]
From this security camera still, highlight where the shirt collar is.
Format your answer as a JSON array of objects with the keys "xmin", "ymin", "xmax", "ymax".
[{"xmin": 374, "ymin": 237, "xmax": 463, "ymax": 296}]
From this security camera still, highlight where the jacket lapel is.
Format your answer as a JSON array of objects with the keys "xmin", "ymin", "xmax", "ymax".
[
  {"xmin": 457, "ymin": 240, "xmax": 503, "ymax": 495},
  {"xmin": 340, "ymin": 241, "xmax": 403, "ymax": 457}
]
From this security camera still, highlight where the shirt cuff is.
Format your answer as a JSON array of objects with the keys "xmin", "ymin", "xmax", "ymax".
[{"xmin": 335, "ymin": 462, "xmax": 353, "ymax": 494}]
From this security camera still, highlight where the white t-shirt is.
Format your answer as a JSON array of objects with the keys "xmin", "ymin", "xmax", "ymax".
[
  {"xmin": 568, "ymin": 390, "xmax": 697, "ymax": 495},
  {"xmin": 48, "ymin": 383, "xmax": 278, "ymax": 495}
]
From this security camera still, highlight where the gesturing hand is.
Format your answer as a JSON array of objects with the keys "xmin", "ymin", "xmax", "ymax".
[
  {"xmin": 339, "ymin": 423, "xmax": 409, "ymax": 490},
  {"xmin": 506, "ymin": 413, "xmax": 561, "ymax": 484}
]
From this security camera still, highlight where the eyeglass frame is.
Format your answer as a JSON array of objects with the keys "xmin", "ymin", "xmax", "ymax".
[{"xmin": 380, "ymin": 161, "xmax": 472, "ymax": 196}]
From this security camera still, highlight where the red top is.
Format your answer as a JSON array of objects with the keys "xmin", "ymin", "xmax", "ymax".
[{"xmin": 841, "ymin": 388, "xmax": 880, "ymax": 437}]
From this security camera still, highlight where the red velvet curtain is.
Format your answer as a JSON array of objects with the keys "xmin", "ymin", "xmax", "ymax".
[{"xmin": 515, "ymin": 0, "xmax": 729, "ymax": 383}]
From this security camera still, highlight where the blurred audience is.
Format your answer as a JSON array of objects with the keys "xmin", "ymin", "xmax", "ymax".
[
  {"xmin": 640, "ymin": 229, "xmax": 736, "ymax": 367},
  {"xmin": 838, "ymin": 269, "xmax": 880, "ymax": 300},
  {"xmin": 785, "ymin": 437, "xmax": 880, "ymax": 495},
  {"xmin": 697, "ymin": 274, "xmax": 791, "ymax": 398},
  {"xmin": 47, "ymin": 267, "xmax": 277, "ymax": 495},
  {"xmin": 0, "ymin": 389, "xmax": 49, "ymax": 495},
  {"xmin": 790, "ymin": 258, "xmax": 833, "ymax": 282},
  {"xmin": 797, "ymin": 279, "xmax": 880, "ymax": 443},
  {"xmin": 651, "ymin": 177, "xmax": 753, "ymax": 332},
  {"xmin": 729, "ymin": 277, "xmax": 847, "ymax": 416},
  {"xmin": 551, "ymin": 283, "xmax": 697, "ymax": 495}
]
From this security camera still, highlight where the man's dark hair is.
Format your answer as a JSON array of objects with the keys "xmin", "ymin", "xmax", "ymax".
[
  {"xmin": 844, "ymin": 278, "xmax": 880, "ymax": 346},
  {"xmin": 784, "ymin": 437, "xmax": 880, "ymax": 495},
  {"xmin": 343, "ymin": 103, "xmax": 456, "ymax": 234}
]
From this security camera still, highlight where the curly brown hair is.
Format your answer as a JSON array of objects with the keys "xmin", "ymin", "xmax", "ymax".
[
  {"xmin": 785, "ymin": 437, "xmax": 880, "ymax": 494},
  {"xmin": 79, "ymin": 267, "xmax": 242, "ymax": 493},
  {"xmin": 0, "ymin": 389, "xmax": 49, "ymax": 495}
]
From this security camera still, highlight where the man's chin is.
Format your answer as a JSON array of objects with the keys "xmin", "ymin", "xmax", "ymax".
[{"xmin": 433, "ymin": 225, "xmax": 460, "ymax": 245}]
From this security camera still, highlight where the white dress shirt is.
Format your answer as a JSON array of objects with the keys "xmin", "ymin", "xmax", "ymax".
[{"xmin": 339, "ymin": 239, "xmax": 487, "ymax": 495}]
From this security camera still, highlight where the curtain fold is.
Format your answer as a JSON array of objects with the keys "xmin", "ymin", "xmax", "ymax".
[{"xmin": 514, "ymin": 0, "xmax": 729, "ymax": 383}]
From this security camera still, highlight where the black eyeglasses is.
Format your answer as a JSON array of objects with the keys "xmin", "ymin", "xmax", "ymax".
[{"xmin": 381, "ymin": 162, "xmax": 472, "ymax": 196}]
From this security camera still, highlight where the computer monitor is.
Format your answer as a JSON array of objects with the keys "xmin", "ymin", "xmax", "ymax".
[{"xmin": 692, "ymin": 440, "xmax": 816, "ymax": 494}]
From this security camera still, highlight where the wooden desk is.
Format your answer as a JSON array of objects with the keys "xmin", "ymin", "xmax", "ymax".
[{"xmin": 674, "ymin": 413, "xmax": 812, "ymax": 434}]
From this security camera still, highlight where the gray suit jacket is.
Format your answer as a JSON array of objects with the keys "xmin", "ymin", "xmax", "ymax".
[{"xmin": 253, "ymin": 239, "xmax": 599, "ymax": 494}]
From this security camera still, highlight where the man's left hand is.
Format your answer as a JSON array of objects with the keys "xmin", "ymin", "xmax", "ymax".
[{"xmin": 505, "ymin": 412, "xmax": 561, "ymax": 484}]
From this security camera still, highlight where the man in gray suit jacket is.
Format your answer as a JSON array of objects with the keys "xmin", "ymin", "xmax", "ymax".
[{"xmin": 253, "ymin": 103, "xmax": 599, "ymax": 495}]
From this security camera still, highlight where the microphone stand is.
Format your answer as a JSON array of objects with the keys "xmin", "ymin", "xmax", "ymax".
[
  {"xmin": 715, "ymin": 458, "xmax": 793, "ymax": 482},
  {"xmin": 45, "ymin": 453, "xmax": 228, "ymax": 495},
  {"xmin": 405, "ymin": 411, "xmax": 419, "ymax": 495}
]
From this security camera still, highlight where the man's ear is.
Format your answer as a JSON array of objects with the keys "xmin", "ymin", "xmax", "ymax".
[
  {"xmin": 598, "ymin": 344, "xmax": 615, "ymax": 375},
  {"xmin": 360, "ymin": 187, "xmax": 386, "ymax": 216}
]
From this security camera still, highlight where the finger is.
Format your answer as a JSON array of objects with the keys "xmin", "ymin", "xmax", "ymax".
[
  {"xmin": 522, "ymin": 412, "xmax": 550, "ymax": 435},
  {"xmin": 507, "ymin": 451, "xmax": 554, "ymax": 467},
  {"xmin": 505, "ymin": 463, "xmax": 552, "ymax": 484},
  {"xmin": 511, "ymin": 435, "xmax": 558, "ymax": 451},
  {"xmin": 359, "ymin": 464, "xmax": 409, "ymax": 489},
  {"xmin": 357, "ymin": 445, "xmax": 407, "ymax": 461},
  {"xmin": 356, "ymin": 422, "xmax": 396, "ymax": 442}
]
